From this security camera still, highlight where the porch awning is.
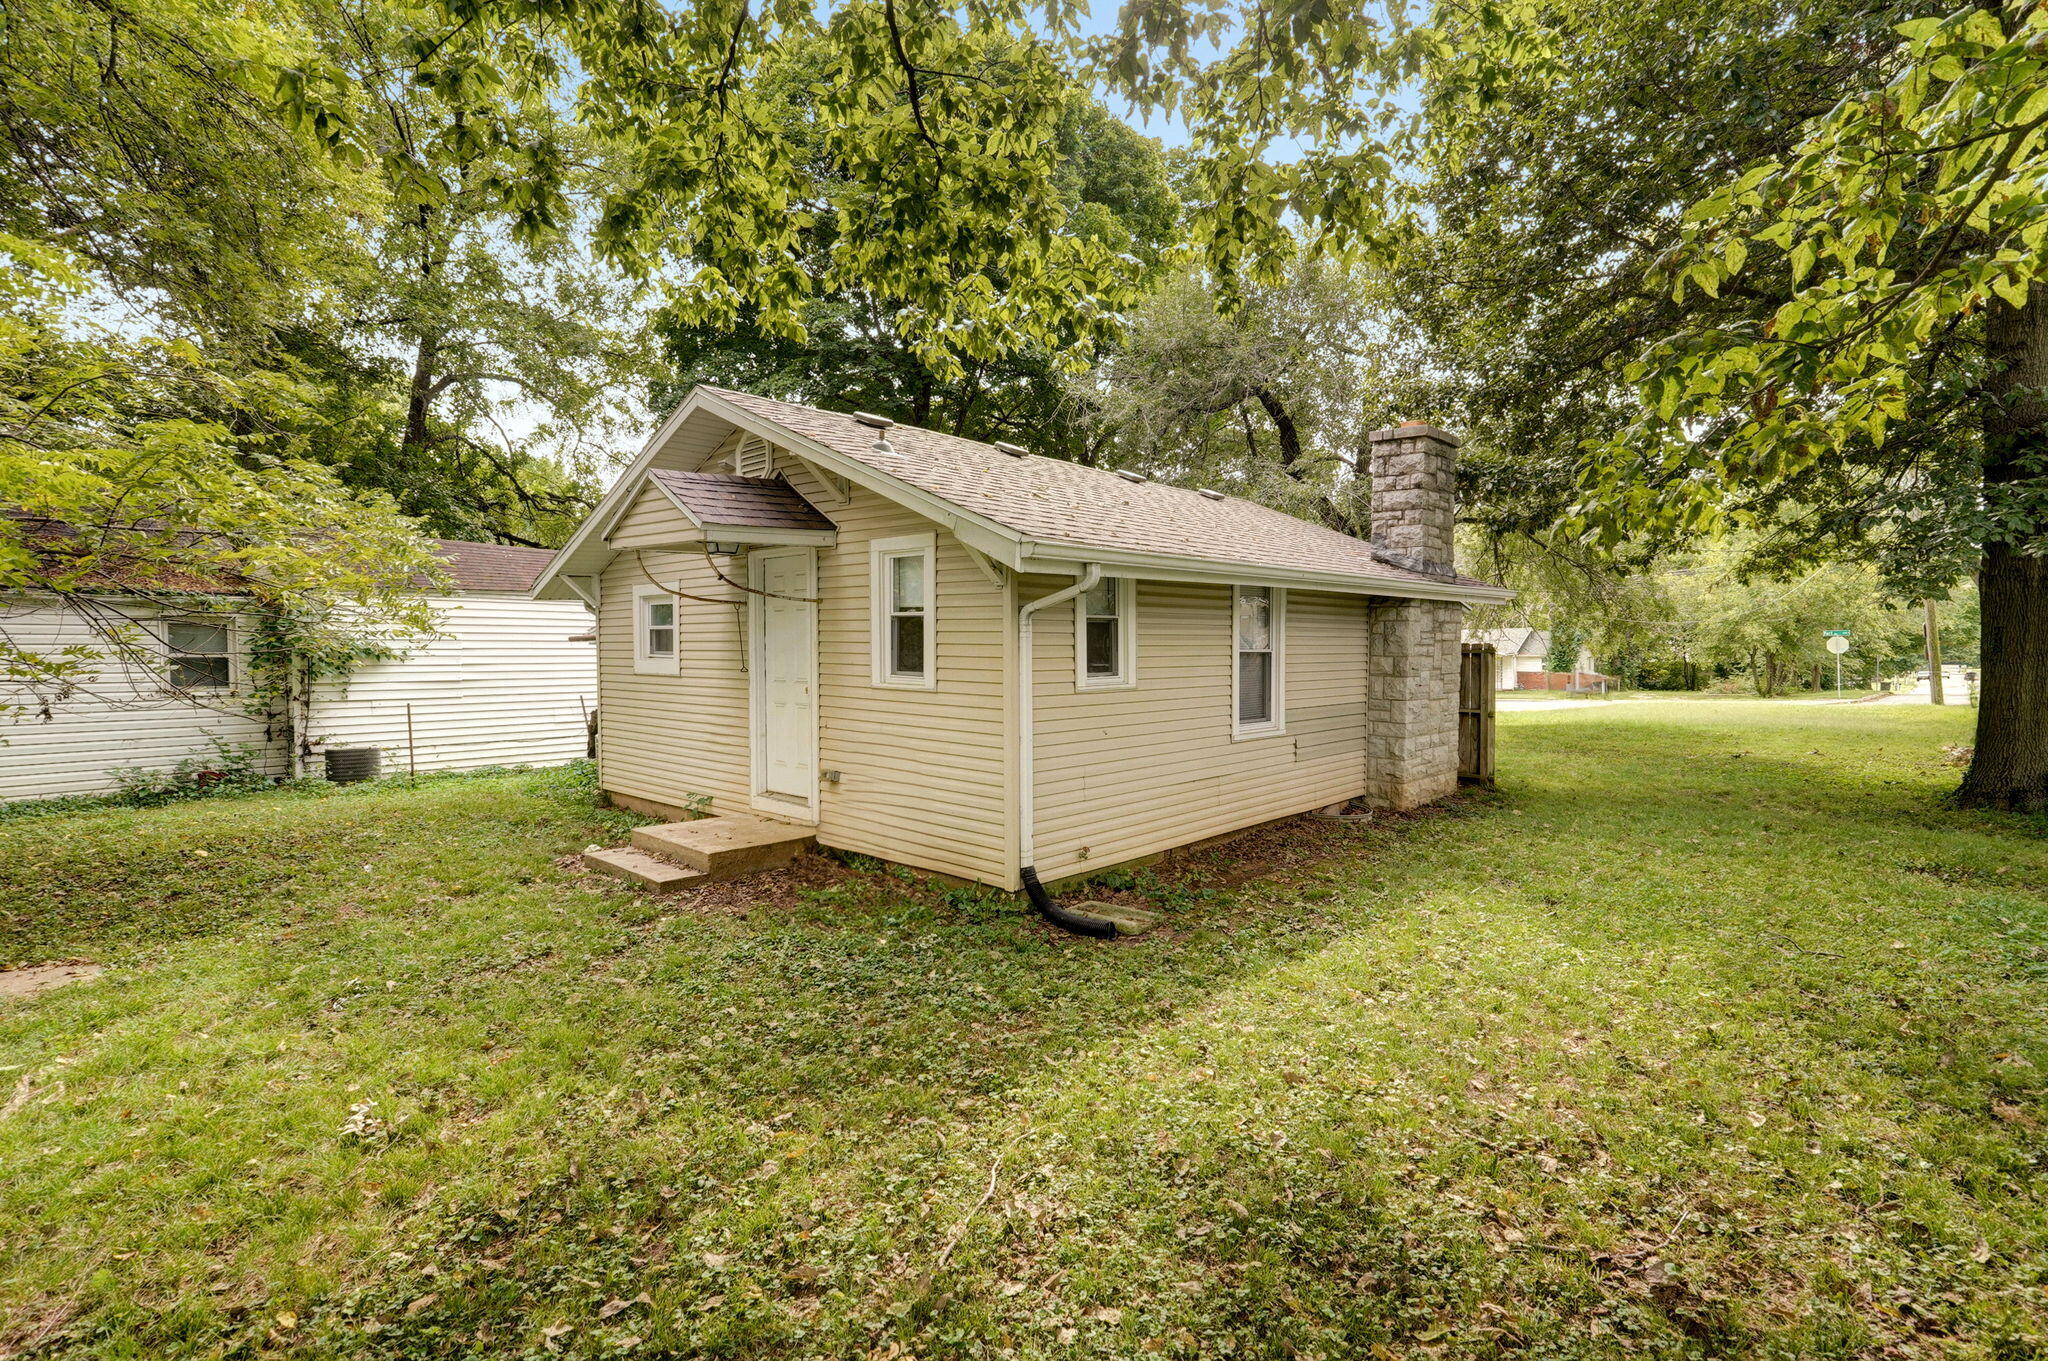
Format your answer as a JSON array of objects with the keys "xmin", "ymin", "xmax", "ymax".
[{"xmin": 644, "ymin": 470, "xmax": 836, "ymax": 546}]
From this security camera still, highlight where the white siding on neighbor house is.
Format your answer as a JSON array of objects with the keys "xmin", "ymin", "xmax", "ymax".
[
  {"xmin": 1, "ymin": 592, "xmax": 595, "ymax": 804},
  {"xmin": 1027, "ymin": 578, "xmax": 1371, "ymax": 883},
  {"xmin": 0, "ymin": 596, "xmax": 283, "ymax": 801},
  {"xmin": 594, "ymin": 436, "xmax": 1017, "ymax": 886},
  {"xmin": 307, "ymin": 594, "xmax": 595, "ymax": 775}
]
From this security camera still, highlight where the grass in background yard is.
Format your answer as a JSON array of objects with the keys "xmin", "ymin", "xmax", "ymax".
[{"xmin": 1, "ymin": 703, "xmax": 2044, "ymax": 1358}]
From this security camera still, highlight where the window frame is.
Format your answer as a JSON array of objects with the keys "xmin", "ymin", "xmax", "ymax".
[
  {"xmin": 164, "ymin": 613, "xmax": 237, "ymax": 693},
  {"xmin": 1074, "ymin": 575, "xmax": 1137, "ymax": 690},
  {"xmin": 870, "ymin": 533, "xmax": 937, "ymax": 689},
  {"xmin": 633, "ymin": 584, "xmax": 679, "ymax": 675},
  {"xmin": 1231, "ymin": 585, "xmax": 1286, "ymax": 739}
]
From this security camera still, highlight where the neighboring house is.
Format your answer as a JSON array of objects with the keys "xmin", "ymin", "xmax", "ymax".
[
  {"xmin": 1465, "ymin": 628, "xmax": 1601, "ymax": 691},
  {"xmin": 0, "ymin": 538, "xmax": 594, "ymax": 802},
  {"xmin": 535, "ymin": 386, "xmax": 1511, "ymax": 892}
]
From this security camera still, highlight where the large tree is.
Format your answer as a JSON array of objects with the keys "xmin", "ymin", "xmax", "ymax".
[
  {"xmin": 652, "ymin": 49, "xmax": 1177, "ymax": 460},
  {"xmin": 1076, "ymin": 257, "xmax": 1415, "ymax": 529}
]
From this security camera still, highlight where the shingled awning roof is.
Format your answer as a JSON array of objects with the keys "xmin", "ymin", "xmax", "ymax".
[
  {"xmin": 647, "ymin": 469, "xmax": 836, "ymax": 534},
  {"xmin": 700, "ymin": 388, "xmax": 1498, "ymax": 595}
]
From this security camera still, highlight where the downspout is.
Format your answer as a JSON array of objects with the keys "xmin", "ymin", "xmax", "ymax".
[{"xmin": 1017, "ymin": 564, "xmax": 1116, "ymax": 938}]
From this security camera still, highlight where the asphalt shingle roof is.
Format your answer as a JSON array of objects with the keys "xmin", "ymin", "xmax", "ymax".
[
  {"xmin": 648, "ymin": 470, "xmax": 835, "ymax": 533},
  {"xmin": 704, "ymin": 387, "xmax": 1495, "ymax": 593},
  {"xmin": 428, "ymin": 540, "xmax": 562, "ymax": 593}
]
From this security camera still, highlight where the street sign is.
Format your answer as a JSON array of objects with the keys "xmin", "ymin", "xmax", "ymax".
[
  {"xmin": 1824, "ymin": 629, "xmax": 1850, "ymax": 637},
  {"xmin": 1826, "ymin": 635, "xmax": 1851, "ymax": 655}
]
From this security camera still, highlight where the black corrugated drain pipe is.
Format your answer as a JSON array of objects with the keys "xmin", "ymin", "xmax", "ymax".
[
  {"xmin": 1016, "ymin": 562, "xmax": 1115, "ymax": 939},
  {"xmin": 1020, "ymin": 865, "xmax": 1116, "ymax": 938}
]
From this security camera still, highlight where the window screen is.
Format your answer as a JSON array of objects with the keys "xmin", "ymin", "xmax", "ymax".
[
  {"xmin": 1235, "ymin": 587, "xmax": 1274, "ymax": 726},
  {"xmin": 168, "ymin": 619, "xmax": 232, "ymax": 690},
  {"xmin": 887, "ymin": 552, "xmax": 926, "ymax": 677},
  {"xmin": 644, "ymin": 598, "xmax": 675, "ymax": 657},
  {"xmin": 1083, "ymin": 577, "xmax": 1120, "ymax": 677}
]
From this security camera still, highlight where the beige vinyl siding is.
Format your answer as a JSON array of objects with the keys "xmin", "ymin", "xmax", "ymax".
[
  {"xmin": 807, "ymin": 461, "xmax": 1014, "ymax": 887},
  {"xmin": 608, "ymin": 482, "xmax": 695, "ymax": 550},
  {"xmin": 306, "ymin": 594, "xmax": 593, "ymax": 773},
  {"xmin": 593, "ymin": 445, "xmax": 1016, "ymax": 885},
  {"xmin": 0, "ymin": 597, "xmax": 283, "ymax": 801},
  {"xmin": 596, "ymin": 546, "xmax": 753, "ymax": 815},
  {"xmin": 1029, "ymin": 579, "xmax": 1369, "ymax": 882}
]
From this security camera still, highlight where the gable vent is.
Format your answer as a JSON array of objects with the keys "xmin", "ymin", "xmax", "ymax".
[{"xmin": 733, "ymin": 434, "xmax": 776, "ymax": 478}]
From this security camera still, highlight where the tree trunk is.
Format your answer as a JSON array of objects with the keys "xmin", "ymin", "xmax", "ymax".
[
  {"xmin": 1959, "ymin": 285, "xmax": 2048, "ymax": 809},
  {"xmin": 1252, "ymin": 386, "xmax": 1304, "ymax": 471},
  {"xmin": 403, "ymin": 335, "xmax": 441, "ymax": 459}
]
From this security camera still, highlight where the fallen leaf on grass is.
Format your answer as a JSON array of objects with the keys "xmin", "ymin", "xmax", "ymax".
[
  {"xmin": 405, "ymin": 1293, "xmax": 437, "ymax": 1316},
  {"xmin": 1085, "ymin": 1306, "xmax": 1124, "ymax": 1324}
]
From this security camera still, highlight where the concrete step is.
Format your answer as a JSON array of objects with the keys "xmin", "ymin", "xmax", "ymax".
[
  {"xmin": 629, "ymin": 815, "xmax": 815, "ymax": 878},
  {"xmin": 583, "ymin": 846, "xmax": 710, "ymax": 893},
  {"xmin": 1061, "ymin": 901, "xmax": 1163, "ymax": 937}
]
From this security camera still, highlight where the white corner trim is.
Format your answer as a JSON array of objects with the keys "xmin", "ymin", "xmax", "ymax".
[
  {"xmin": 869, "ymin": 532, "xmax": 937, "ymax": 689},
  {"xmin": 632, "ymin": 583, "xmax": 679, "ymax": 675},
  {"xmin": 1230, "ymin": 585, "xmax": 1287, "ymax": 740},
  {"xmin": 1073, "ymin": 575, "xmax": 1137, "ymax": 690}
]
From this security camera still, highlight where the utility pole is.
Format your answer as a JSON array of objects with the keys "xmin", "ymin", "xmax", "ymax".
[{"xmin": 1923, "ymin": 599, "xmax": 1945, "ymax": 705}]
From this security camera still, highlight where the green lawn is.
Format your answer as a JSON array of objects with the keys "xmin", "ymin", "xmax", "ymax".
[{"xmin": 3, "ymin": 703, "xmax": 2045, "ymax": 1359}]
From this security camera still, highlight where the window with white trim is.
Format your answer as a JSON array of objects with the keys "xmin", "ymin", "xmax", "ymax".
[
  {"xmin": 870, "ymin": 534, "xmax": 936, "ymax": 687},
  {"xmin": 1233, "ymin": 586, "xmax": 1284, "ymax": 735},
  {"xmin": 634, "ymin": 586, "xmax": 678, "ymax": 675},
  {"xmin": 1076, "ymin": 576, "xmax": 1136, "ymax": 688},
  {"xmin": 167, "ymin": 617, "xmax": 233, "ymax": 690}
]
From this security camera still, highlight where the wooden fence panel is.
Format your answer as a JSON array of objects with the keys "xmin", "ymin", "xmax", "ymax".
[{"xmin": 1459, "ymin": 642, "xmax": 1497, "ymax": 787}]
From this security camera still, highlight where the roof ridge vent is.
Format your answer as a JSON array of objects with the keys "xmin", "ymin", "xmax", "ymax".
[
  {"xmin": 992, "ymin": 441, "xmax": 1029, "ymax": 458},
  {"xmin": 1115, "ymin": 469, "xmax": 1145, "ymax": 483},
  {"xmin": 853, "ymin": 411, "xmax": 895, "ymax": 430},
  {"xmin": 1197, "ymin": 488, "xmax": 1225, "ymax": 500}
]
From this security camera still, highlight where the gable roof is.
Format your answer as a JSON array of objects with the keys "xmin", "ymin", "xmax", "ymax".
[
  {"xmin": 533, "ymin": 385, "xmax": 1512, "ymax": 604},
  {"xmin": 5, "ymin": 514, "xmax": 562, "ymax": 599},
  {"xmin": 429, "ymin": 539, "xmax": 562, "ymax": 593},
  {"xmin": 646, "ymin": 470, "xmax": 835, "ymax": 533},
  {"xmin": 704, "ymin": 388, "xmax": 1497, "ymax": 595},
  {"xmin": 1469, "ymin": 627, "xmax": 1550, "ymax": 659}
]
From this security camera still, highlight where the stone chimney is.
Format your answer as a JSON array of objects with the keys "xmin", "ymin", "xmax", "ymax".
[{"xmin": 1367, "ymin": 422, "xmax": 1459, "ymax": 578}]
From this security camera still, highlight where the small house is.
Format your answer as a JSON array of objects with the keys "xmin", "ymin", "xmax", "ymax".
[
  {"xmin": 536, "ymin": 386, "xmax": 1509, "ymax": 906},
  {"xmin": 1465, "ymin": 627, "xmax": 1608, "ymax": 693},
  {"xmin": 1, "ymin": 536, "xmax": 595, "ymax": 802}
]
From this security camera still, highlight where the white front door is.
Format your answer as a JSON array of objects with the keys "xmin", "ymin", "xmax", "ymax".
[{"xmin": 752, "ymin": 550, "xmax": 817, "ymax": 811}]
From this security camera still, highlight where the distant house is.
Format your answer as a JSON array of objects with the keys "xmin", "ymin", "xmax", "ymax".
[
  {"xmin": 1, "ymin": 536, "xmax": 594, "ymax": 802},
  {"xmin": 535, "ymin": 386, "xmax": 1511, "ymax": 904},
  {"xmin": 1465, "ymin": 627, "xmax": 1605, "ymax": 692}
]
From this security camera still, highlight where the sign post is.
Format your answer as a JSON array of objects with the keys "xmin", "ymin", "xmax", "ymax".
[{"xmin": 1825, "ymin": 631, "xmax": 1851, "ymax": 697}]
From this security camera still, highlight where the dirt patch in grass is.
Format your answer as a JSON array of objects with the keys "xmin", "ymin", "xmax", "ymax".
[{"xmin": 0, "ymin": 962, "xmax": 101, "ymax": 1001}]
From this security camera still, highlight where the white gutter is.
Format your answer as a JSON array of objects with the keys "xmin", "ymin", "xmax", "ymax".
[{"xmin": 1015, "ymin": 563, "xmax": 1102, "ymax": 868}]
